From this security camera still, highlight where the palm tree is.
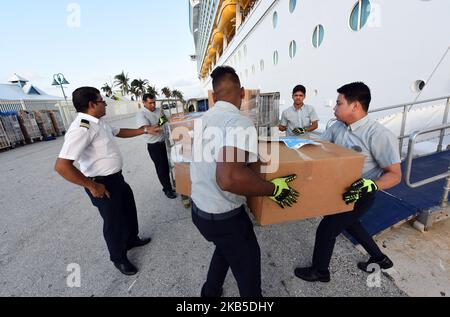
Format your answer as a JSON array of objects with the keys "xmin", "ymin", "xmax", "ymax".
[
  {"xmin": 101, "ymin": 83, "xmax": 113, "ymax": 97},
  {"xmin": 161, "ymin": 87, "xmax": 172, "ymax": 100},
  {"xmin": 131, "ymin": 78, "xmax": 149, "ymax": 100},
  {"xmin": 172, "ymin": 89, "xmax": 184, "ymax": 102},
  {"xmin": 114, "ymin": 71, "xmax": 130, "ymax": 97},
  {"xmin": 146, "ymin": 85, "xmax": 159, "ymax": 97}
]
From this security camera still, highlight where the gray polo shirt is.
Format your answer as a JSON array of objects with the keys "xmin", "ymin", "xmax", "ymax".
[
  {"xmin": 321, "ymin": 116, "xmax": 401, "ymax": 180},
  {"xmin": 190, "ymin": 101, "xmax": 258, "ymax": 214},
  {"xmin": 136, "ymin": 107, "xmax": 164, "ymax": 144},
  {"xmin": 281, "ymin": 105, "xmax": 319, "ymax": 136}
]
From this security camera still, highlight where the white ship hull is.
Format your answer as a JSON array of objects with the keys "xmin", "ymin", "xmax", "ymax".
[{"xmin": 191, "ymin": 0, "xmax": 450, "ymax": 126}]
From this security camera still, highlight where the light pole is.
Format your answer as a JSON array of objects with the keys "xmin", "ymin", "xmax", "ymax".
[{"xmin": 52, "ymin": 73, "xmax": 70, "ymax": 128}]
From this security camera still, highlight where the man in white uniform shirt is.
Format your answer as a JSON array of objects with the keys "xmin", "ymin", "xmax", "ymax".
[
  {"xmin": 295, "ymin": 82, "xmax": 402, "ymax": 283},
  {"xmin": 190, "ymin": 67, "xmax": 299, "ymax": 297},
  {"xmin": 55, "ymin": 87, "xmax": 160, "ymax": 276},
  {"xmin": 279, "ymin": 85, "xmax": 319, "ymax": 137},
  {"xmin": 136, "ymin": 94, "xmax": 176, "ymax": 199}
]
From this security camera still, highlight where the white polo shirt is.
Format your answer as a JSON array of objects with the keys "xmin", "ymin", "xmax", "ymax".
[
  {"xmin": 280, "ymin": 105, "xmax": 319, "ymax": 136},
  {"xmin": 58, "ymin": 113, "xmax": 123, "ymax": 177},
  {"xmin": 190, "ymin": 101, "xmax": 258, "ymax": 214},
  {"xmin": 321, "ymin": 116, "xmax": 401, "ymax": 180}
]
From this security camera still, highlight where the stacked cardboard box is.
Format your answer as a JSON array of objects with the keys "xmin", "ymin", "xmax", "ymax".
[
  {"xmin": 34, "ymin": 111, "xmax": 56, "ymax": 138},
  {"xmin": 18, "ymin": 110, "xmax": 42, "ymax": 143},
  {"xmin": 0, "ymin": 112, "xmax": 25, "ymax": 145},
  {"xmin": 44, "ymin": 110, "xmax": 65, "ymax": 136}
]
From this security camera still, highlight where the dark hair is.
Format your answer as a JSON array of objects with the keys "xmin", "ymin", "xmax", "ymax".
[
  {"xmin": 142, "ymin": 94, "xmax": 156, "ymax": 101},
  {"xmin": 211, "ymin": 66, "xmax": 241, "ymax": 92},
  {"xmin": 72, "ymin": 87, "xmax": 100, "ymax": 113},
  {"xmin": 292, "ymin": 85, "xmax": 306, "ymax": 95},
  {"xmin": 337, "ymin": 82, "xmax": 372, "ymax": 112}
]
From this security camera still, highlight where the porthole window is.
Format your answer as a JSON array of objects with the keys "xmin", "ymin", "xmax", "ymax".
[
  {"xmin": 312, "ymin": 25, "xmax": 324, "ymax": 48},
  {"xmin": 350, "ymin": 0, "xmax": 372, "ymax": 31},
  {"xmin": 289, "ymin": 40, "xmax": 297, "ymax": 59},
  {"xmin": 412, "ymin": 80, "xmax": 426, "ymax": 92},
  {"xmin": 260, "ymin": 59, "xmax": 265, "ymax": 71},
  {"xmin": 273, "ymin": 11, "xmax": 278, "ymax": 29},
  {"xmin": 289, "ymin": 0, "xmax": 297, "ymax": 13},
  {"xmin": 273, "ymin": 51, "xmax": 279, "ymax": 65}
]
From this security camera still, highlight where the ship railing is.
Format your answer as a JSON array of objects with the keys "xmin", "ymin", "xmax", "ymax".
[
  {"xmin": 326, "ymin": 95, "xmax": 450, "ymax": 156},
  {"xmin": 405, "ymin": 123, "xmax": 450, "ymax": 205},
  {"xmin": 405, "ymin": 123, "xmax": 450, "ymax": 230}
]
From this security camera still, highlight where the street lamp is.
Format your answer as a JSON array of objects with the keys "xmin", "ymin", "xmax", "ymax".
[{"xmin": 52, "ymin": 73, "xmax": 70, "ymax": 128}]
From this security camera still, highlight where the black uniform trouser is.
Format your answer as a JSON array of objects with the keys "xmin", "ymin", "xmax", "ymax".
[
  {"xmin": 192, "ymin": 203, "xmax": 262, "ymax": 297},
  {"xmin": 312, "ymin": 193, "xmax": 384, "ymax": 272},
  {"xmin": 147, "ymin": 142, "xmax": 172, "ymax": 192},
  {"xmin": 85, "ymin": 172, "xmax": 139, "ymax": 263}
]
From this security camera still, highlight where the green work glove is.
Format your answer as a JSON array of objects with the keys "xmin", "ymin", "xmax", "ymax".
[
  {"xmin": 270, "ymin": 175, "xmax": 300, "ymax": 209},
  {"xmin": 158, "ymin": 112, "xmax": 168, "ymax": 127},
  {"xmin": 292, "ymin": 127, "xmax": 306, "ymax": 135},
  {"xmin": 343, "ymin": 178, "xmax": 378, "ymax": 205}
]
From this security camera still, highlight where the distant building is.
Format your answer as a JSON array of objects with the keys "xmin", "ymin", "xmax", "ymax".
[{"xmin": 0, "ymin": 74, "xmax": 62, "ymax": 112}]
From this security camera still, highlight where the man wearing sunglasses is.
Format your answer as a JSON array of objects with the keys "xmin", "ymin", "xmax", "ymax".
[{"xmin": 55, "ymin": 87, "xmax": 160, "ymax": 276}]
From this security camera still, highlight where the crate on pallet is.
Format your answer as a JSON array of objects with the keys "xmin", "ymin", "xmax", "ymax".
[
  {"xmin": 18, "ymin": 110, "xmax": 43, "ymax": 143},
  {"xmin": 0, "ymin": 120, "xmax": 11, "ymax": 150},
  {"xmin": 0, "ymin": 112, "xmax": 25, "ymax": 146},
  {"xmin": 33, "ymin": 111, "xmax": 56, "ymax": 138},
  {"xmin": 43, "ymin": 110, "xmax": 65, "ymax": 136}
]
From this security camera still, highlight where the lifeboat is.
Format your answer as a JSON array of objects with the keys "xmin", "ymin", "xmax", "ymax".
[
  {"xmin": 239, "ymin": 0, "xmax": 253, "ymax": 11},
  {"xmin": 217, "ymin": 0, "xmax": 237, "ymax": 37},
  {"xmin": 211, "ymin": 29, "xmax": 224, "ymax": 51}
]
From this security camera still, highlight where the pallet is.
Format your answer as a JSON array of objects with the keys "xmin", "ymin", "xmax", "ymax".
[{"xmin": 27, "ymin": 136, "xmax": 44, "ymax": 144}]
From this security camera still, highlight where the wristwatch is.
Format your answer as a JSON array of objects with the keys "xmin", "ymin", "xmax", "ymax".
[{"xmin": 144, "ymin": 127, "xmax": 148, "ymax": 134}]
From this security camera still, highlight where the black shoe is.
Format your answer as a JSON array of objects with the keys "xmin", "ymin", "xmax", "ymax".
[
  {"xmin": 164, "ymin": 189, "xmax": 177, "ymax": 199},
  {"xmin": 113, "ymin": 259, "xmax": 138, "ymax": 276},
  {"xmin": 294, "ymin": 267, "xmax": 331, "ymax": 283},
  {"xmin": 357, "ymin": 255, "xmax": 393, "ymax": 273},
  {"xmin": 127, "ymin": 237, "xmax": 152, "ymax": 250},
  {"xmin": 201, "ymin": 283, "xmax": 223, "ymax": 298}
]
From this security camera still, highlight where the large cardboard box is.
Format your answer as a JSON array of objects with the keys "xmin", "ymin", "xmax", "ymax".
[
  {"xmin": 247, "ymin": 141, "xmax": 365, "ymax": 226},
  {"xmin": 174, "ymin": 163, "xmax": 192, "ymax": 196},
  {"xmin": 171, "ymin": 141, "xmax": 365, "ymax": 226}
]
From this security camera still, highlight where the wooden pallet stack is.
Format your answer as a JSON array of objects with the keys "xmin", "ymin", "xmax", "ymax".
[
  {"xmin": 0, "ymin": 120, "xmax": 11, "ymax": 150},
  {"xmin": 33, "ymin": 111, "xmax": 56, "ymax": 138},
  {"xmin": 18, "ymin": 110, "xmax": 43, "ymax": 143},
  {"xmin": 44, "ymin": 110, "xmax": 66, "ymax": 136},
  {"xmin": 0, "ymin": 112, "xmax": 25, "ymax": 146}
]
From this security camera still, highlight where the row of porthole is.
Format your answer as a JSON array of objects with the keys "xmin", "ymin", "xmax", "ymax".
[{"xmin": 273, "ymin": 0, "xmax": 372, "ymax": 48}]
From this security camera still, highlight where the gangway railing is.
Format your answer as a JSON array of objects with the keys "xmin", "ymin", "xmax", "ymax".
[{"xmin": 405, "ymin": 123, "xmax": 450, "ymax": 207}]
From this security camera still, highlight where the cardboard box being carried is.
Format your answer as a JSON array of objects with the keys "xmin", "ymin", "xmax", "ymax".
[
  {"xmin": 174, "ymin": 163, "xmax": 192, "ymax": 197},
  {"xmin": 172, "ymin": 140, "xmax": 365, "ymax": 226},
  {"xmin": 247, "ymin": 141, "xmax": 365, "ymax": 226}
]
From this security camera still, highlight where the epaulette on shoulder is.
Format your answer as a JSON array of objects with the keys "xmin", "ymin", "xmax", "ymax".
[{"xmin": 80, "ymin": 119, "xmax": 90, "ymax": 130}]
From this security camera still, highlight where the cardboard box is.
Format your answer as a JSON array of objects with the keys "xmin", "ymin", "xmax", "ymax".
[
  {"xmin": 247, "ymin": 141, "xmax": 365, "ymax": 226},
  {"xmin": 174, "ymin": 163, "xmax": 192, "ymax": 196},
  {"xmin": 170, "ymin": 141, "xmax": 365, "ymax": 226}
]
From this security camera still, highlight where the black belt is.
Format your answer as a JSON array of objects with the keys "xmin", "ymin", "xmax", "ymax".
[
  {"xmin": 91, "ymin": 171, "xmax": 123, "ymax": 181},
  {"xmin": 192, "ymin": 203, "xmax": 244, "ymax": 221}
]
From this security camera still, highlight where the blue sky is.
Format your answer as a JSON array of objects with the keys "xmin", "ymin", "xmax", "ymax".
[{"xmin": 0, "ymin": 1, "xmax": 202, "ymax": 98}]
